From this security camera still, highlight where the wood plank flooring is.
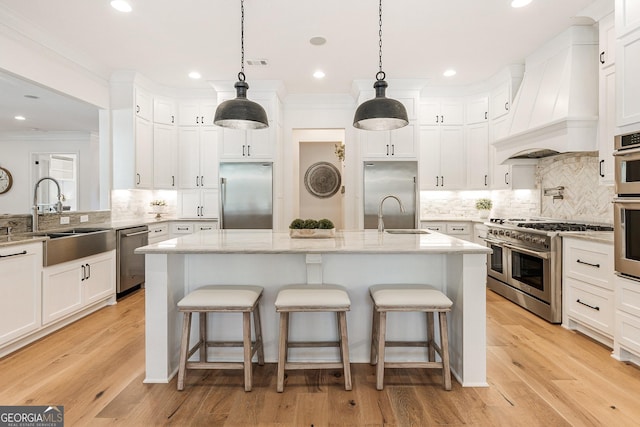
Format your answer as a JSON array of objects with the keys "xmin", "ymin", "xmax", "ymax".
[{"xmin": 1, "ymin": 289, "xmax": 640, "ymax": 426}]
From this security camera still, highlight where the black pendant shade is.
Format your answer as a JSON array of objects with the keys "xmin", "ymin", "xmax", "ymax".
[
  {"xmin": 353, "ymin": 78, "xmax": 408, "ymax": 131},
  {"xmin": 214, "ymin": 75, "xmax": 268, "ymax": 130}
]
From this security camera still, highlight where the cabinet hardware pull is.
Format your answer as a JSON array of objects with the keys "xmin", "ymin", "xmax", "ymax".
[
  {"xmin": 435, "ymin": 176, "xmax": 439, "ymax": 187},
  {"xmin": 136, "ymin": 105, "xmax": 140, "ymax": 114},
  {"xmin": 81, "ymin": 264, "xmax": 86, "ymax": 281},
  {"xmin": 435, "ymin": 115, "xmax": 439, "ymax": 123},
  {"xmin": 599, "ymin": 159, "xmax": 605, "ymax": 178},
  {"xmin": 247, "ymin": 145, "xmax": 251, "ymax": 156},
  {"xmin": 196, "ymin": 176, "xmax": 199, "ymax": 187},
  {"xmin": 504, "ymin": 172, "xmax": 509, "ymax": 185},
  {"xmin": 200, "ymin": 176, "xmax": 204, "ymax": 186},
  {"xmin": 440, "ymin": 115, "xmax": 444, "ymax": 123},
  {"xmin": 196, "ymin": 116, "xmax": 200, "ymax": 124},
  {"xmin": 484, "ymin": 111, "xmax": 488, "ymax": 120},
  {"xmin": 441, "ymin": 176, "xmax": 444, "ymax": 186},
  {"xmin": 136, "ymin": 173, "xmax": 141, "ymax": 185},
  {"xmin": 0, "ymin": 250, "xmax": 27, "ymax": 259},
  {"xmin": 386, "ymin": 144, "xmax": 389, "ymax": 156},
  {"xmin": 576, "ymin": 299, "xmax": 600, "ymax": 311},
  {"xmin": 576, "ymin": 259, "xmax": 600, "ymax": 268},
  {"xmin": 505, "ymin": 101, "xmax": 509, "ymax": 111},
  {"xmin": 391, "ymin": 144, "xmax": 395, "ymax": 155},
  {"xmin": 178, "ymin": 227, "xmax": 189, "ymax": 230},
  {"xmin": 242, "ymin": 145, "xmax": 246, "ymax": 156},
  {"xmin": 600, "ymin": 51, "xmax": 605, "ymax": 64},
  {"xmin": 452, "ymin": 227, "xmax": 464, "ymax": 231},
  {"xmin": 171, "ymin": 115, "xmax": 175, "ymax": 124},
  {"xmin": 484, "ymin": 174, "xmax": 488, "ymax": 186},
  {"xmin": 85, "ymin": 263, "xmax": 91, "ymax": 280},
  {"xmin": 172, "ymin": 175, "xmax": 175, "ymax": 187},
  {"xmin": 201, "ymin": 116, "xmax": 204, "ymax": 124}
]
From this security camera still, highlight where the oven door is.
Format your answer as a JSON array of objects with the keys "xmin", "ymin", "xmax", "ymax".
[
  {"xmin": 614, "ymin": 198, "xmax": 640, "ymax": 280},
  {"xmin": 614, "ymin": 147, "xmax": 640, "ymax": 196},
  {"xmin": 504, "ymin": 243, "xmax": 552, "ymax": 303},
  {"xmin": 485, "ymin": 238, "xmax": 509, "ymax": 283}
]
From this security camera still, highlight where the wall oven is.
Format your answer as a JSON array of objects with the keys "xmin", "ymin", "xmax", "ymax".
[
  {"xmin": 614, "ymin": 198, "xmax": 640, "ymax": 280},
  {"xmin": 614, "ymin": 146, "xmax": 640, "ymax": 196}
]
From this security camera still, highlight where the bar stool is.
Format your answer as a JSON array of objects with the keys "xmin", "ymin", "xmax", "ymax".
[
  {"xmin": 274, "ymin": 284, "xmax": 352, "ymax": 392},
  {"xmin": 176, "ymin": 285, "xmax": 264, "ymax": 392},
  {"xmin": 369, "ymin": 284, "xmax": 452, "ymax": 391}
]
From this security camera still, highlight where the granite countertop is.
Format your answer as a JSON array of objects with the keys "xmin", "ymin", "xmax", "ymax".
[
  {"xmin": 135, "ymin": 229, "xmax": 492, "ymax": 255},
  {"xmin": 420, "ymin": 217, "xmax": 487, "ymax": 223},
  {"xmin": 560, "ymin": 231, "xmax": 614, "ymax": 244}
]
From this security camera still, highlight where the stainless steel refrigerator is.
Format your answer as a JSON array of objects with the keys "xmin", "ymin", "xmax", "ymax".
[
  {"xmin": 219, "ymin": 162, "xmax": 273, "ymax": 229},
  {"xmin": 363, "ymin": 161, "xmax": 418, "ymax": 229}
]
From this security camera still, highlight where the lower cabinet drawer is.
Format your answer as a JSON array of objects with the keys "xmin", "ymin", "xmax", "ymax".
[
  {"xmin": 565, "ymin": 277, "xmax": 614, "ymax": 336},
  {"xmin": 617, "ymin": 275, "xmax": 640, "ymax": 318},
  {"xmin": 617, "ymin": 311, "xmax": 640, "ymax": 356}
]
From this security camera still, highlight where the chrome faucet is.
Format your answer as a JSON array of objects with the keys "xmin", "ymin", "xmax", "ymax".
[
  {"xmin": 33, "ymin": 177, "xmax": 63, "ymax": 232},
  {"xmin": 378, "ymin": 195, "xmax": 405, "ymax": 232}
]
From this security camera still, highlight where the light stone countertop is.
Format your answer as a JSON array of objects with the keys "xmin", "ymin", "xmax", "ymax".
[
  {"xmin": 560, "ymin": 231, "xmax": 614, "ymax": 244},
  {"xmin": 135, "ymin": 229, "xmax": 492, "ymax": 255}
]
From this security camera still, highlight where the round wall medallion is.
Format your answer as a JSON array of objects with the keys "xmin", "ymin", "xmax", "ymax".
[{"xmin": 304, "ymin": 161, "xmax": 341, "ymax": 199}]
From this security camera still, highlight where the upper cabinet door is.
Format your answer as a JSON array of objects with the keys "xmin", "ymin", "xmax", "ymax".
[
  {"xmin": 616, "ymin": 0, "xmax": 640, "ymax": 38},
  {"xmin": 599, "ymin": 13, "xmax": 616, "ymax": 69},
  {"xmin": 178, "ymin": 100, "xmax": 217, "ymax": 126},
  {"xmin": 466, "ymin": 95, "xmax": 489, "ymax": 125},
  {"xmin": 419, "ymin": 98, "xmax": 464, "ymax": 126},
  {"xmin": 153, "ymin": 97, "xmax": 176, "ymax": 125},
  {"xmin": 135, "ymin": 88, "xmax": 152, "ymax": 121}
]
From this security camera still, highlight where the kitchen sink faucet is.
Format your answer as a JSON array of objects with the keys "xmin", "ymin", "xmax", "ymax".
[
  {"xmin": 32, "ymin": 176, "xmax": 63, "ymax": 232},
  {"xmin": 378, "ymin": 195, "xmax": 405, "ymax": 232}
]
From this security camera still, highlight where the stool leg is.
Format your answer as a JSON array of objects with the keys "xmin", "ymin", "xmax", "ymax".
[
  {"xmin": 199, "ymin": 311, "xmax": 207, "ymax": 363},
  {"xmin": 337, "ymin": 311, "xmax": 352, "ymax": 391},
  {"xmin": 376, "ymin": 310, "xmax": 387, "ymax": 390},
  {"xmin": 439, "ymin": 311, "xmax": 452, "ymax": 391},
  {"xmin": 370, "ymin": 305, "xmax": 379, "ymax": 365},
  {"xmin": 243, "ymin": 311, "xmax": 252, "ymax": 392},
  {"xmin": 177, "ymin": 311, "xmax": 192, "ymax": 391},
  {"xmin": 426, "ymin": 311, "xmax": 435, "ymax": 362},
  {"xmin": 253, "ymin": 303, "xmax": 265, "ymax": 365},
  {"xmin": 277, "ymin": 311, "xmax": 289, "ymax": 392}
]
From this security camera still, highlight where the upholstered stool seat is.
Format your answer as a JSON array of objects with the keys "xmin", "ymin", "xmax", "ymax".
[
  {"xmin": 275, "ymin": 284, "xmax": 352, "ymax": 392},
  {"xmin": 369, "ymin": 284, "xmax": 452, "ymax": 390},
  {"xmin": 177, "ymin": 285, "xmax": 264, "ymax": 392}
]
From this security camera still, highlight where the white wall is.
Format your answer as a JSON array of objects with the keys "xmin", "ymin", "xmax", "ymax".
[{"xmin": 0, "ymin": 132, "xmax": 101, "ymax": 214}]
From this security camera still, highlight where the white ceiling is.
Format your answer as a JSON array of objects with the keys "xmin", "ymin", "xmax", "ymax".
[{"xmin": 0, "ymin": 0, "xmax": 598, "ymax": 133}]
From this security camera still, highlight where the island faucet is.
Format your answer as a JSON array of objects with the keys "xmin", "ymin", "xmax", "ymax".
[
  {"xmin": 378, "ymin": 195, "xmax": 405, "ymax": 232},
  {"xmin": 33, "ymin": 177, "xmax": 63, "ymax": 232}
]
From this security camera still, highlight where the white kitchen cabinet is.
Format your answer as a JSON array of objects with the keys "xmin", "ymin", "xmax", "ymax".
[
  {"xmin": 153, "ymin": 96, "xmax": 176, "ymax": 125},
  {"xmin": 599, "ymin": 65, "xmax": 616, "ymax": 185},
  {"xmin": 419, "ymin": 98, "xmax": 464, "ymax": 126},
  {"xmin": 466, "ymin": 95, "xmax": 489, "ymax": 124},
  {"xmin": 219, "ymin": 127, "xmax": 273, "ymax": 159},
  {"xmin": 170, "ymin": 220, "xmax": 219, "ymax": 237},
  {"xmin": 614, "ymin": 274, "xmax": 640, "ymax": 365},
  {"xmin": 42, "ymin": 250, "xmax": 115, "ymax": 326},
  {"xmin": 615, "ymin": 29, "xmax": 640, "ymax": 129},
  {"xmin": 360, "ymin": 123, "xmax": 417, "ymax": 159},
  {"xmin": 177, "ymin": 100, "xmax": 216, "ymax": 126},
  {"xmin": 135, "ymin": 117, "xmax": 153, "ymax": 189},
  {"xmin": 466, "ymin": 123, "xmax": 489, "ymax": 189},
  {"xmin": 420, "ymin": 221, "xmax": 472, "ymax": 242},
  {"xmin": 600, "ymin": 13, "xmax": 616, "ymax": 70},
  {"xmin": 488, "ymin": 115, "xmax": 535, "ymax": 190},
  {"xmin": 178, "ymin": 189, "xmax": 219, "ymax": 219},
  {"xmin": 419, "ymin": 126, "xmax": 465, "ymax": 190},
  {"xmin": 135, "ymin": 87, "xmax": 152, "ymax": 121},
  {"xmin": 489, "ymin": 81, "xmax": 512, "ymax": 120},
  {"xmin": 562, "ymin": 237, "xmax": 615, "ymax": 347},
  {"xmin": 177, "ymin": 127, "xmax": 219, "ymax": 189},
  {"xmin": 615, "ymin": 0, "xmax": 640, "ymax": 38},
  {"xmin": 153, "ymin": 124, "xmax": 177, "ymax": 189},
  {"xmin": 148, "ymin": 223, "xmax": 170, "ymax": 244},
  {"xmin": 0, "ymin": 243, "xmax": 42, "ymax": 346}
]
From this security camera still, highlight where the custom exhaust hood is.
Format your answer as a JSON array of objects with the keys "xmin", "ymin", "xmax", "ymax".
[{"xmin": 493, "ymin": 26, "xmax": 599, "ymax": 164}]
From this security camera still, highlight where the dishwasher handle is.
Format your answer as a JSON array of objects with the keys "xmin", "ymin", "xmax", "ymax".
[{"xmin": 123, "ymin": 230, "xmax": 151, "ymax": 237}]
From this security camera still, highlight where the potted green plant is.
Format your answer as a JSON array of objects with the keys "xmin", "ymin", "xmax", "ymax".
[
  {"xmin": 475, "ymin": 198, "xmax": 492, "ymax": 219},
  {"xmin": 289, "ymin": 218, "xmax": 335, "ymax": 238}
]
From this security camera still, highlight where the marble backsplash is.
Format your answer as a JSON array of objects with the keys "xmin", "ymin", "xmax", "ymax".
[
  {"xmin": 111, "ymin": 189, "xmax": 177, "ymax": 221},
  {"xmin": 420, "ymin": 189, "xmax": 540, "ymax": 219}
]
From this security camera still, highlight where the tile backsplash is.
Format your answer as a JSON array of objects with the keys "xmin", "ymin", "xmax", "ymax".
[
  {"xmin": 537, "ymin": 152, "xmax": 614, "ymax": 224},
  {"xmin": 111, "ymin": 189, "xmax": 177, "ymax": 221}
]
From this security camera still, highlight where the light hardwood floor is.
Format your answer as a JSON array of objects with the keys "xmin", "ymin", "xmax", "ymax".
[{"xmin": 1, "ymin": 289, "xmax": 640, "ymax": 426}]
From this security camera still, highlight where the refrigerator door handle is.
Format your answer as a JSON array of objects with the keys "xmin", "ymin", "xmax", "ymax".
[{"xmin": 220, "ymin": 177, "xmax": 227, "ymax": 229}]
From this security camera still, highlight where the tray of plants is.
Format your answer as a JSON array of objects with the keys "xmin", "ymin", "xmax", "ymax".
[{"xmin": 289, "ymin": 218, "xmax": 335, "ymax": 238}]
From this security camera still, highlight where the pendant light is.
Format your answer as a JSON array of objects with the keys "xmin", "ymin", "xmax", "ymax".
[
  {"xmin": 353, "ymin": 0, "xmax": 408, "ymax": 131},
  {"xmin": 214, "ymin": 0, "xmax": 268, "ymax": 129}
]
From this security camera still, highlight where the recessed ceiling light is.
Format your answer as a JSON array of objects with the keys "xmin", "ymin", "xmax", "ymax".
[
  {"xmin": 313, "ymin": 70, "xmax": 325, "ymax": 79},
  {"xmin": 14, "ymin": 115, "xmax": 26, "ymax": 121},
  {"xmin": 309, "ymin": 36, "xmax": 327, "ymax": 46},
  {"xmin": 511, "ymin": 0, "xmax": 532, "ymax": 8},
  {"xmin": 188, "ymin": 71, "xmax": 202, "ymax": 79},
  {"xmin": 111, "ymin": 0, "xmax": 132, "ymax": 13},
  {"xmin": 443, "ymin": 69, "xmax": 457, "ymax": 77}
]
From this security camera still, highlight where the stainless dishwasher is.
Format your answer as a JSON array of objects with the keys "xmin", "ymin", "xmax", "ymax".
[{"xmin": 116, "ymin": 225, "xmax": 149, "ymax": 296}]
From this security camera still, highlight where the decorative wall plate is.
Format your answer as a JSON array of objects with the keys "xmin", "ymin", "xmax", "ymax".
[
  {"xmin": 0, "ymin": 166, "xmax": 13, "ymax": 194},
  {"xmin": 304, "ymin": 161, "xmax": 341, "ymax": 199}
]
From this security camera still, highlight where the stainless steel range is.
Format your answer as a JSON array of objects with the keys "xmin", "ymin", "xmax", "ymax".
[{"xmin": 484, "ymin": 219, "xmax": 613, "ymax": 323}]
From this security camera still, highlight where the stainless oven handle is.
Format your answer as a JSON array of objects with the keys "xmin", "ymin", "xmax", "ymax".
[
  {"xmin": 482, "ymin": 238, "xmax": 504, "ymax": 246},
  {"xmin": 503, "ymin": 243, "xmax": 550, "ymax": 259},
  {"xmin": 614, "ymin": 146, "xmax": 640, "ymax": 156},
  {"xmin": 613, "ymin": 197, "xmax": 640, "ymax": 203}
]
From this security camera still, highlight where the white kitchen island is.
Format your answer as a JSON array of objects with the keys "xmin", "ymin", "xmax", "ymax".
[{"xmin": 136, "ymin": 229, "xmax": 491, "ymax": 387}]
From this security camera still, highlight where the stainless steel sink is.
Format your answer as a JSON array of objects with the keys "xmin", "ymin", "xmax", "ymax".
[
  {"xmin": 384, "ymin": 229, "xmax": 429, "ymax": 234},
  {"xmin": 40, "ymin": 228, "xmax": 115, "ymax": 266}
]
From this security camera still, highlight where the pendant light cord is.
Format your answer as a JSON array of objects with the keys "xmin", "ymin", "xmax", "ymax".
[
  {"xmin": 239, "ymin": 0, "xmax": 245, "ymax": 80},
  {"xmin": 377, "ymin": 0, "xmax": 385, "ymax": 81}
]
